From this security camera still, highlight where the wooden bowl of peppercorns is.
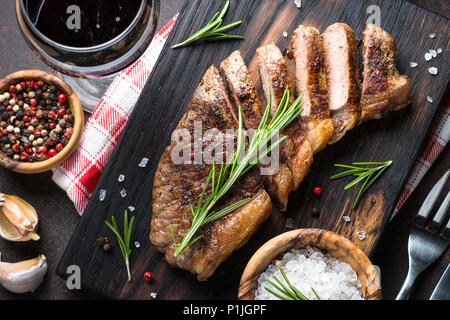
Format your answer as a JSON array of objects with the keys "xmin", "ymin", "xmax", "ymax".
[{"xmin": 0, "ymin": 70, "xmax": 83, "ymax": 174}]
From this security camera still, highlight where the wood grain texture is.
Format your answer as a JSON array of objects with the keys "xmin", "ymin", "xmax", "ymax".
[{"xmin": 56, "ymin": 0, "xmax": 449, "ymax": 299}]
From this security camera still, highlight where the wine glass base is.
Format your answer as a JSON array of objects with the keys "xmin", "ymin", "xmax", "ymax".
[{"xmin": 56, "ymin": 73, "xmax": 114, "ymax": 113}]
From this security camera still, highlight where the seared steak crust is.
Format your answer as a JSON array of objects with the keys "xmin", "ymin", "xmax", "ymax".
[
  {"xmin": 151, "ymin": 66, "xmax": 272, "ymax": 281},
  {"xmin": 221, "ymin": 50, "xmax": 294, "ymax": 210},
  {"xmin": 291, "ymin": 25, "xmax": 334, "ymax": 153},
  {"xmin": 255, "ymin": 45, "xmax": 313, "ymax": 206},
  {"xmin": 360, "ymin": 24, "xmax": 411, "ymax": 122},
  {"xmin": 322, "ymin": 23, "xmax": 361, "ymax": 144}
]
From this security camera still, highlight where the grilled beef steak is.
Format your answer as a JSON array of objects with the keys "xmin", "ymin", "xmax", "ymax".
[
  {"xmin": 151, "ymin": 66, "xmax": 272, "ymax": 281},
  {"xmin": 291, "ymin": 25, "xmax": 334, "ymax": 153},
  {"xmin": 255, "ymin": 45, "xmax": 313, "ymax": 208},
  {"xmin": 360, "ymin": 24, "xmax": 411, "ymax": 123},
  {"xmin": 221, "ymin": 50, "xmax": 293, "ymax": 210},
  {"xmin": 322, "ymin": 23, "xmax": 361, "ymax": 144}
]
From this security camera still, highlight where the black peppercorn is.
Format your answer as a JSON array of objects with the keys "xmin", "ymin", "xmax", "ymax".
[{"xmin": 311, "ymin": 208, "xmax": 320, "ymax": 217}]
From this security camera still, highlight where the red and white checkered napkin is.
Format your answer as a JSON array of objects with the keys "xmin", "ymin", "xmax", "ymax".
[
  {"xmin": 53, "ymin": 14, "xmax": 449, "ymax": 216},
  {"xmin": 392, "ymin": 95, "xmax": 450, "ymax": 218},
  {"xmin": 52, "ymin": 16, "xmax": 178, "ymax": 214}
]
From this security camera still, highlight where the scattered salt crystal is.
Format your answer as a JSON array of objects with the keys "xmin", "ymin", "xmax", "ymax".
[
  {"xmin": 356, "ymin": 231, "xmax": 366, "ymax": 241},
  {"xmin": 99, "ymin": 189, "xmax": 107, "ymax": 202},
  {"xmin": 437, "ymin": 48, "xmax": 442, "ymax": 54},
  {"xmin": 255, "ymin": 246, "xmax": 363, "ymax": 300},
  {"xmin": 343, "ymin": 216, "xmax": 351, "ymax": 222},
  {"xmin": 409, "ymin": 62, "xmax": 418, "ymax": 68},
  {"xmin": 428, "ymin": 67, "xmax": 438, "ymax": 75},
  {"xmin": 424, "ymin": 52, "xmax": 432, "ymax": 61},
  {"xmin": 150, "ymin": 292, "xmax": 157, "ymax": 299},
  {"xmin": 134, "ymin": 241, "xmax": 141, "ymax": 248},
  {"xmin": 427, "ymin": 96, "xmax": 433, "ymax": 103},
  {"xmin": 285, "ymin": 218, "xmax": 294, "ymax": 229},
  {"xmin": 120, "ymin": 188, "xmax": 127, "ymax": 198},
  {"xmin": 138, "ymin": 157, "xmax": 149, "ymax": 168},
  {"xmin": 118, "ymin": 174, "xmax": 125, "ymax": 182},
  {"xmin": 429, "ymin": 49, "xmax": 437, "ymax": 58},
  {"xmin": 294, "ymin": 0, "xmax": 302, "ymax": 8},
  {"xmin": 428, "ymin": 33, "xmax": 436, "ymax": 39},
  {"xmin": 282, "ymin": 31, "xmax": 288, "ymax": 38},
  {"xmin": 128, "ymin": 206, "xmax": 136, "ymax": 212}
]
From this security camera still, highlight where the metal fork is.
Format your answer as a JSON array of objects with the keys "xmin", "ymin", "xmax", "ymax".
[{"xmin": 396, "ymin": 169, "xmax": 450, "ymax": 300}]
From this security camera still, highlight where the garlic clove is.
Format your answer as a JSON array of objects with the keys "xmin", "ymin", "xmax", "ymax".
[
  {"xmin": 0, "ymin": 254, "xmax": 48, "ymax": 293},
  {"xmin": 0, "ymin": 193, "xmax": 39, "ymax": 242}
]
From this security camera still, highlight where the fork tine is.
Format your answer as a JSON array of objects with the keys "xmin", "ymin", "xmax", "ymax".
[
  {"xmin": 430, "ymin": 190, "xmax": 450, "ymax": 232},
  {"xmin": 417, "ymin": 170, "xmax": 450, "ymax": 224}
]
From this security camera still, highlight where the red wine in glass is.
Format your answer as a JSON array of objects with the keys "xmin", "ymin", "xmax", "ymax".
[{"xmin": 16, "ymin": 0, "xmax": 159, "ymax": 111}]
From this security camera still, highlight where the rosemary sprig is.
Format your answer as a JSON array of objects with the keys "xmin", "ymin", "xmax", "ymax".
[
  {"xmin": 264, "ymin": 266, "xmax": 320, "ymax": 300},
  {"xmin": 172, "ymin": 1, "xmax": 243, "ymax": 49},
  {"xmin": 105, "ymin": 210, "xmax": 135, "ymax": 282},
  {"xmin": 170, "ymin": 89, "xmax": 304, "ymax": 256},
  {"xmin": 330, "ymin": 161, "xmax": 393, "ymax": 209}
]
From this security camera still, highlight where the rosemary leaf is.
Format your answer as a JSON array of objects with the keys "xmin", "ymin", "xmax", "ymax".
[
  {"xmin": 330, "ymin": 161, "xmax": 393, "ymax": 209},
  {"xmin": 105, "ymin": 210, "xmax": 135, "ymax": 282},
  {"xmin": 169, "ymin": 88, "xmax": 304, "ymax": 256},
  {"xmin": 172, "ymin": 1, "xmax": 243, "ymax": 49},
  {"xmin": 264, "ymin": 266, "xmax": 319, "ymax": 300}
]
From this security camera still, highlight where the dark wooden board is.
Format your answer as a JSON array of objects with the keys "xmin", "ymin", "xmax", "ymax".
[{"xmin": 57, "ymin": 0, "xmax": 449, "ymax": 299}]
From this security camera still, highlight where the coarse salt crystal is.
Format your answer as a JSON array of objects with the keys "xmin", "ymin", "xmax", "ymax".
[
  {"xmin": 294, "ymin": 0, "xmax": 302, "ymax": 8},
  {"xmin": 150, "ymin": 292, "xmax": 157, "ymax": 299},
  {"xmin": 134, "ymin": 241, "xmax": 141, "ymax": 248},
  {"xmin": 427, "ymin": 96, "xmax": 433, "ymax": 103},
  {"xmin": 424, "ymin": 52, "xmax": 432, "ymax": 61},
  {"xmin": 99, "ymin": 189, "xmax": 107, "ymax": 202},
  {"xmin": 118, "ymin": 174, "xmax": 125, "ymax": 182},
  {"xmin": 429, "ymin": 49, "xmax": 437, "ymax": 57},
  {"xmin": 120, "ymin": 188, "xmax": 127, "ymax": 198},
  {"xmin": 429, "ymin": 67, "xmax": 438, "ymax": 75},
  {"xmin": 139, "ymin": 157, "xmax": 149, "ymax": 168},
  {"xmin": 356, "ymin": 231, "xmax": 366, "ymax": 241},
  {"xmin": 255, "ymin": 246, "xmax": 363, "ymax": 300},
  {"xmin": 409, "ymin": 62, "xmax": 418, "ymax": 68},
  {"xmin": 128, "ymin": 206, "xmax": 136, "ymax": 212},
  {"xmin": 437, "ymin": 48, "xmax": 442, "ymax": 54},
  {"xmin": 282, "ymin": 31, "xmax": 288, "ymax": 38},
  {"xmin": 428, "ymin": 33, "xmax": 436, "ymax": 39},
  {"xmin": 285, "ymin": 218, "xmax": 294, "ymax": 229},
  {"xmin": 343, "ymin": 216, "xmax": 351, "ymax": 222}
]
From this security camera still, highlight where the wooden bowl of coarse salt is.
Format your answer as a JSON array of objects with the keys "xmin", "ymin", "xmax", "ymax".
[{"xmin": 239, "ymin": 228, "xmax": 382, "ymax": 300}]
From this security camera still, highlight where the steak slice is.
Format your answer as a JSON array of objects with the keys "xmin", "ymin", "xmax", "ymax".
[
  {"xmin": 221, "ymin": 50, "xmax": 293, "ymax": 210},
  {"xmin": 360, "ymin": 24, "xmax": 411, "ymax": 123},
  {"xmin": 255, "ymin": 45, "xmax": 313, "ymax": 202},
  {"xmin": 151, "ymin": 66, "xmax": 272, "ymax": 281},
  {"xmin": 322, "ymin": 23, "xmax": 361, "ymax": 144},
  {"xmin": 291, "ymin": 25, "xmax": 334, "ymax": 153}
]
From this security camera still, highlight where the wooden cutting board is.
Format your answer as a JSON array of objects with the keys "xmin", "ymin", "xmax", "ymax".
[{"xmin": 57, "ymin": 0, "xmax": 449, "ymax": 299}]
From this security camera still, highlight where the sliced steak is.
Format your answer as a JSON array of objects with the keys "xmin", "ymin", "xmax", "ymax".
[
  {"xmin": 151, "ymin": 66, "xmax": 272, "ymax": 281},
  {"xmin": 291, "ymin": 25, "xmax": 334, "ymax": 153},
  {"xmin": 255, "ymin": 45, "xmax": 313, "ymax": 205},
  {"xmin": 322, "ymin": 23, "xmax": 361, "ymax": 144},
  {"xmin": 221, "ymin": 50, "xmax": 293, "ymax": 210},
  {"xmin": 360, "ymin": 24, "xmax": 411, "ymax": 123}
]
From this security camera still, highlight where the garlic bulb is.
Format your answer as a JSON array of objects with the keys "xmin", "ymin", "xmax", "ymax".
[
  {"xmin": 0, "ymin": 254, "xmax": 48, "ymax": 293},
  {"xmin": 0, "ymin": 193, "xmax": 40, "ymax": 241}
]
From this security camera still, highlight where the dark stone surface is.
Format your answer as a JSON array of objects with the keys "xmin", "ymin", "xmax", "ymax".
[{"xmin": 0, "ymin": 0, "xmax": 447, "ymax": 300}]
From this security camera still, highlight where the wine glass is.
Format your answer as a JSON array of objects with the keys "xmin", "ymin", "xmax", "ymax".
[{"xmin": 16, "ymin": 0, "xmax": 159, "ymax": 112}]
